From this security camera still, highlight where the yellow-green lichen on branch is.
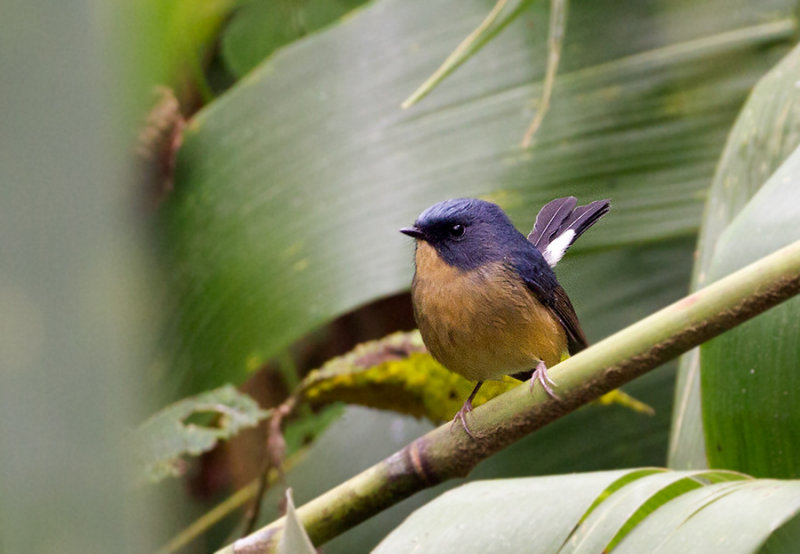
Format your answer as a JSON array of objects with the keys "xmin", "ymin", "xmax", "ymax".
[{"xmin": 298, "ymin": 331, "xmax": 652, "ymax": 423}]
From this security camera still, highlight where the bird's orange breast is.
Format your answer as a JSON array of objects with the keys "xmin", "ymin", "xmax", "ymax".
[{"xmin": 411, "ymin": 241, "xmax": 568, "ymax": 382}]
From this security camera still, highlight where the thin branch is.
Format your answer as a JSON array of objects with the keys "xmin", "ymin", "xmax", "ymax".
[
  {"xmin": 241, "ymin": 401, "xmax": 292, "ymax": 536},
  {"xmin": 222, "ymin": 239, "xmax": 800, "ymax": 554},
  {"xmin": 521, "ymin": 0, "xmax": 567, "ymax": 148},
  {"xmin": 401, "ymin": 0, "xmax": 508, "ymax": 109}
]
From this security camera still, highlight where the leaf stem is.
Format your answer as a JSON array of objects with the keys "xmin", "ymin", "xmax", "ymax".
[
  {"xmin": 521, "ymin": 0, "xmax": 567, "ymax": 148},
  {"xmin": 401, "ymin": 0, "xmax": 510, "ymax": 109}
]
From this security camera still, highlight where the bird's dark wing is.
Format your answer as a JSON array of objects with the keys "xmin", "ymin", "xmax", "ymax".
[
  {"xmin": 523, "ymin": 276, "xmax": 588, "ymax": 355},
  {"xmin": 511, "ymin": 247, "xmax": 589, "ymax": 356},
  {"xmin": 549, "ymin": 284, "xmax": 588, "ymax": 354},
  {"xmin": 508, "ymin": 276, "xmax": 587, "ymax": 383}
]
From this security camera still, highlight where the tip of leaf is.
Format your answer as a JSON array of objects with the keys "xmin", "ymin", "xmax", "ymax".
[
  {"xmin": 278, "ymin": 488, "xmax": 316, "ymax": 554},
  {"xmin": 400, "ymin": 93, "xmax": 421, "ymax": 109},
  {"xmin": 596, "ymin": 389, "xmax": 656, "ymax": 416}
]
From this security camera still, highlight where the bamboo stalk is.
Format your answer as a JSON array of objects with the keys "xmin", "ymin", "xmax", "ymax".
[{"xmin": 222, "ymin": 239, "xmax": 800, "ymax": 554}]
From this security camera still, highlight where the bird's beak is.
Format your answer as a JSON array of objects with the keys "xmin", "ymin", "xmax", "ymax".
[{"xmin": 400, "ymin": 226, "xmax": 425, "ymax": 240}]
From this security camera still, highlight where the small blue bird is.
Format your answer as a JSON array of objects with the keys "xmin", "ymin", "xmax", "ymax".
[{"xmin": 401, "ymin": 197, "xmax": 609, "ymax": 437}]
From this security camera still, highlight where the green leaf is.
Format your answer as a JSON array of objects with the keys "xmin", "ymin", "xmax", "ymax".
[
  {"xmin": 220, "ymin": 0, "xmax": 369, "ymax": 78},
  {"xmin": 616, "ymin": 479, "xmax": 800, "ymax": 553},
  {"xmin": 376, "ymin": 469, "xmax": 800, "ymax": 553},
  {"xmin": 563, "ymin": 470, "xmax": 743, "ymax": 553},
  {"xmin": 278, "ymin": 488, "xmax": 316, "ymax": 554},
  {"xmin": 700, "ymin": 144, "xmax": 800, "ymax": 478},
  {"xmin": 160, "ymin": 0, "xmax": 796, "ymax": 395},
  {"xmin": 139, "ymin": 0, "xmax": 235, "ymax": 99},
  {"xmin": 760, "ymin": 512, "xmax": 800, "ymax": 553},
  {"xmin": 133, "ymin": 385, "xmax": 270, "ymax": 484},
  {"xmin": 374, "ymin": 470, "xmax": 636, "ymax": 553},
  {"xmin": 668, "ymin": 40, "xmax": 800, "ymax": 471}
]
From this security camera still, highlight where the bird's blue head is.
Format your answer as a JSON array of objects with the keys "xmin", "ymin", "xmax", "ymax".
[{"xmin": 400, "ymin": 198, "xmax": 530, "ymax": 270}]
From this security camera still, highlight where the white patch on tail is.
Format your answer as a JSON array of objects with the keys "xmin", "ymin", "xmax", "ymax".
[{"xmin": 543, "ymin": 229, "xmax": 575, "ymax": 267}]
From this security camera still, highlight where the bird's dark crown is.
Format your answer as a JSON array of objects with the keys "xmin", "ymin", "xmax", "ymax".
[{"xmin": 408, "ymin": 198, "xmax": 534, "ymax": 270}]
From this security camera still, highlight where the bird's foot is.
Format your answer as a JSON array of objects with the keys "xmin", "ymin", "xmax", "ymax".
[
  {"xmin": 530, "ymin": 360, "xmax": 560, "ymax": 400},
  {"xmin": 450, "ymin": 398, "xmax": 477, "ymax": 440}
]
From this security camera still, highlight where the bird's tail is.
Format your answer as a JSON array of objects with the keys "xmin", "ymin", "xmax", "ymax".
[{"xmin": 527, "ymin": 197, "xmax": 610, "ymax": 267}]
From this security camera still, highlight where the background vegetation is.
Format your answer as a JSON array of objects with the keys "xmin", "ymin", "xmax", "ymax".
[{"xmin": 3, "ymin": 0, "xmax": 799, "ymax": 552}]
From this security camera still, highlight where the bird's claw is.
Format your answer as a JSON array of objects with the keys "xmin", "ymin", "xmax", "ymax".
[
  {"xmin": 530, "ymin": 360, "xmax": 560, "ymax": 400},
  {"xmin": 451, "ymin": 398, "xmax": 477, "ymax": 440}
]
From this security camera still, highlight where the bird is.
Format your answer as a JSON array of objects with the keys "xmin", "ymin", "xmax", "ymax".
[{"xmin": 400, "ymin": 196, "xmax": 610, "ymax": 438}]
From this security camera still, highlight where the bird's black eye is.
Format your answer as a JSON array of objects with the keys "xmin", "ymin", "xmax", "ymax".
[{"xmin": 449, "ymin": 224, "xmax": 465, "ymax": 238}]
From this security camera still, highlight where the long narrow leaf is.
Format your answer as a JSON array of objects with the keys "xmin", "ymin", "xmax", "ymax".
[
  {"xmin": 561, "ymin": 470, "xmax": 747, "ymax": 553},
  {"xmin": 374, "ymin": 471, "xmax": 636, "ymax": 553},
  {"xmin": 700, "ymin": 144, "xmax": 800, "ymax": 478},
  {"xmin": 616, "ymin": 480, "xmax": 800, "ymax": 552},
  {"xmin": 669, "ymin": 41, "xmax": 800, "ymax": 470},
  {"xmin": 376, "ymin": 470, "xmax": 799, "ymax": 554}
]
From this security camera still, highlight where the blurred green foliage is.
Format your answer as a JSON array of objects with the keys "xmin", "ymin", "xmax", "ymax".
[
  {"xmin": 221, "ymin": 0, "xmax": 369, "ymax": 78},
  {"xmin": 126, "ymin": 0, "xmax": 800, "ymax": 551}
]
